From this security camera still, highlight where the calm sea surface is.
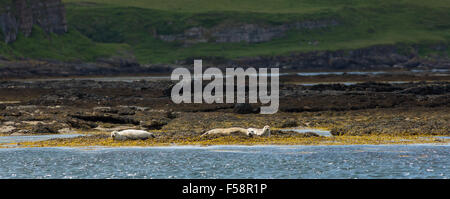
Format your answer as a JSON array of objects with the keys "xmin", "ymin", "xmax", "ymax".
[
  {"xmin": 0, "ymin": 145, "xmax": 448, "ymax": 179},
  {"xmin": 13, "ymin": 69, "xmax": 449, "ymax": 83}
]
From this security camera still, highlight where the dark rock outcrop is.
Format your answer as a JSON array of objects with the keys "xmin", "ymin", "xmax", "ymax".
[
  {"xmin": 158, "ymin": 19, "xmax": 339, "ymax": 44},
  {"xmin": 233, "ymin": 103, "xmax": 258, "ymax": 114},
  {"xmin": 0, "ymin": 0, "xmax": 67, "ymax": 43},
  {"xmin": 140, "ymin": 119, "xmax": 168, "ymax": 130},
  {"xmin": 71, "ymin": 114, "xmax": 141, "ymax": 125},
  {"xmin": 0, "ymin": 59, "xmax": 176, "ymax": 79},
  {"xmin": 66, "ymin": 118, "xmax": 98, "ymax": 130},
  {"xmin": 31, "ymin": 123, "xmax": 59, "ymax": 134},
  {"xmin": 399, "ymin": 85, "xmax": 450, "ymax": 95},
  {"xmin": 230, "ymin": 45, "xmax": 416, "ymax": 70}
]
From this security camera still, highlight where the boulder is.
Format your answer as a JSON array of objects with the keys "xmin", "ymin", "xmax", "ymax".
[
  {"xmin": 233, "ymin": 103, "xmax": 257, "ymax": 114},
  {"xmin": 31, "ymin": 123, "xmax": 59, "ymax": 134},
  {"xmin": 140, "ymin": 119, "xmax": 168, "ymax": 130},
  {"xmin": 0, "ymin": 126, "xmax": 16, "ymax": 134}
]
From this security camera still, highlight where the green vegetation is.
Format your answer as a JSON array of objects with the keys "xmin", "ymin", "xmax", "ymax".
[{"xmin": 1, "ymin": 0, "xmax": 450, "ymax": 63}]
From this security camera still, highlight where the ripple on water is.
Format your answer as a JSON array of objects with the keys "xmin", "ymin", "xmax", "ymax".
[
  {"xmin": 280, "ymin": 128, "xmax": 333, "ymax": 137},
  {"xmin": 0, "ymin": 145, "xmax": 448, "ymax": 179}
]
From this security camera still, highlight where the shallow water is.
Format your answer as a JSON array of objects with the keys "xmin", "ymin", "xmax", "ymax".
[
  {"xmin": 297, "ymin": 71, "xmax": 388, "ymax": 76},
  {"xmin": 17, "ymin": 76, "xmax": 172, "ymax": 83},
  {"xmin": 281, "ymin": 128, "xmax": 333, "ymax": 137},
  {"xmin": 411, "ymin": 69, "xmax": 450, "ymax": 73},
  {"xmin": 0, "ymin": 145, "xmax": 448, "ymax": 179},
  {"xmin": 0, "ymin": 134, "xmax": 85, "ymax": 144},
  {"xmin": 11, "ymin": 69, "xmax": 448, "ymax": 82}
]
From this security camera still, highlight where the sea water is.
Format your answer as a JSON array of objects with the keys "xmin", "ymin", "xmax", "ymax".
[{"xmin": 0, "ymin": 145, "xmax": 448, "ymax": 179}]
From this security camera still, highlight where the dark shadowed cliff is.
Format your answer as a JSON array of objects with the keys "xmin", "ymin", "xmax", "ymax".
[{"xmin": 0, "ymin": 0, "xmax": 67, "ymax": 44}]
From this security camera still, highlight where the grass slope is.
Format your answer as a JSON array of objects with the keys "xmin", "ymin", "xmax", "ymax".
[
  {"xmin": 63, "ymin": 0, "xmax": 450, "ymax": 13},
  {"xmin": 1, "ymin": 0, "xmax": 450, "ymax": 63},
  {"xmin": 0, "ymin": 0, "xmax": 12, "ymax": 12},
  {"xmin": 0, "ymin": 26, "xmax": 130, "ymax": 61}
]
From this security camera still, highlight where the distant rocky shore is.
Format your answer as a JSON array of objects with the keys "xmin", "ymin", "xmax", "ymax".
[
  {"xmin": 0, "ymin": 58, "xmax": 177, "ymax": 79},
  {"xmin": 1, "ymin": 43, "xmax": 449, "ymax": 79},
  {"xmin": 0, "ymin": 0, "xmax": 67, "ymax": 44},
  {"xmin": 198, "ymin": 44, "xmax": 450, "ymax": 71},
  {"xmin": 0, "ymin": 73, "xmax": 448, "ymax": 138}
]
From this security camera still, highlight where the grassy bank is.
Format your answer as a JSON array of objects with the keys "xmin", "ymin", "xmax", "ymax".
[
  {"xmin": 1, "ymin": 0, "xmax": 450, "ymax": 63},
  {"xmin": 0, "ymin": 25, "xmax": 131, "ymax": 61},
  {"xmin": 2, "ymin": 27, "xmax": 130, "ymax": 61},
  {"xmin": 64, "ymin": 0, "xmax": 450, "ymax": 63}
]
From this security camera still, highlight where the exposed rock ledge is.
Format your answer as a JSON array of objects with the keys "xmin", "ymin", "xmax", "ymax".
[{"xmin": 0, "ymin": 44, "xmax": 449, "ymax": 79}]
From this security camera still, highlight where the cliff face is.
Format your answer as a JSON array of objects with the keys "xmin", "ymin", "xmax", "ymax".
[
  {"xmin": 158, "ymin": 19, "xmax": 339, "ymax": 44},
  {"xmin": 0, "ymin": 10, "xmax": 18, "ymax": 43},
  {"xmin": 0, "ymin": 0, "xmax": 67, "ymax": 44}
]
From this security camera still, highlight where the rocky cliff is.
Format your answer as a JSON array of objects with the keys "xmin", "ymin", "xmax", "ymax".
[{"xmin": 0, "ymin": 0, "xmax": 67, "ymax": 44}]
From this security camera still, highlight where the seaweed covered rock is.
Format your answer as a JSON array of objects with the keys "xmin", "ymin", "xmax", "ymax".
[
  {"xmin": 31, "ymin": 123, "xmax": 59, "ymax": 134},
  {"xmin": 400, "ymin": 85, "xmax": 449, "ymax": 95},
  {"xmin": 66, "ymin": 118, "xmax": 98, "ymax": 129},
  {"xmin": 233, "ymin": 103, "xmax": 258, "ymax": 114},
  {"xmin": 279, "ymin": 119, "xmax": 299, "ymax": 128}
]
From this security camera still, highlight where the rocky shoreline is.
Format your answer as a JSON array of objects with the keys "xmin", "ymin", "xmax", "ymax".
[
  {"xmin": 0, "ymin": 1, "xmax": 449, "ymax": 148},
  {"xmin": 0, "ymin": 42, "xmax": 449, "ymax": 79},
  {"xmin": 182, "ymin": 44, "xmax": 450, "ymax": 71},
  {"xmin": 0, "ymin": 72, "xmax": 448, "ymax": 147}
]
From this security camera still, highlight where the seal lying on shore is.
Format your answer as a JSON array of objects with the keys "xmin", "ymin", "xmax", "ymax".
[
  {"xmin": 247, "ymin": 126, "xmax": 271, "ymax": 137},
  {"xmin": 111, "ymin": 130, "xmax": 155, "ymax": 140},
  {"xmin": 201, "ymin": 127, "xmax": 255, "ymax": 137}
]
